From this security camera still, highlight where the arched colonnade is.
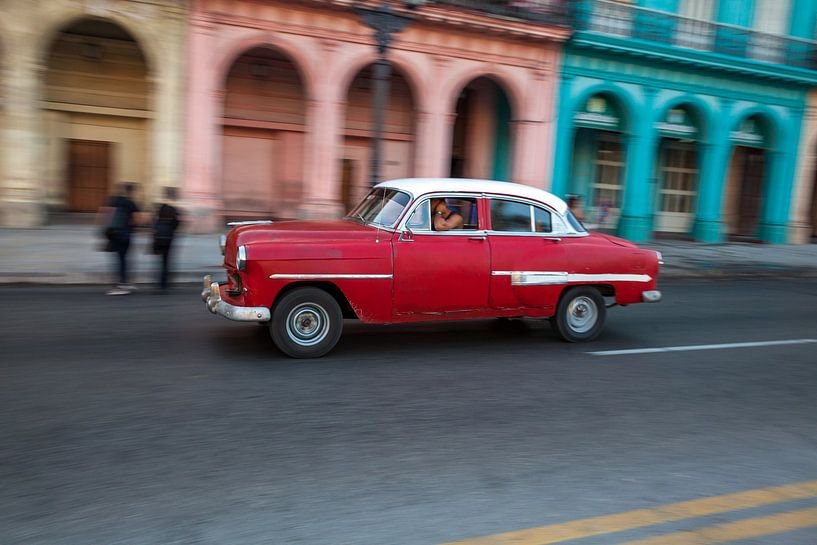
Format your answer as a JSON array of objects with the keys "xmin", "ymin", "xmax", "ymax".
[{"xmin": 552, "ymin": 78, "xmax": 799, "ymax": 243}]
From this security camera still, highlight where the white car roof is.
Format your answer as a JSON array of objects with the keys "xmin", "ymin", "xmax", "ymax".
[{"xmin": 376, "ymin": 178, "xmax": 568, "ymax": 214}]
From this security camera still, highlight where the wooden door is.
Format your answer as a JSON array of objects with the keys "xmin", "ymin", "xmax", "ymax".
[
  {"xmin": 737, "ymin": 148, "xmax": 765, "ymax": 237},
  {"xmin": 68, "ymin": 140, "xmax": 111, "ymax": 212}
]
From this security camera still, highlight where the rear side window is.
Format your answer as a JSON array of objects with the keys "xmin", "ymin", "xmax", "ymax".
[
  {"xmin": 490, "ymin": 200, "xmax": 532, "ymax": 232},
  {"xmin": 534, "ymin": 207, "xmax": 552, "ymax": 233}
]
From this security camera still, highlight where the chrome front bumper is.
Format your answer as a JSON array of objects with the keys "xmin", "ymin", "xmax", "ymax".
[
  {"xmin": 641, "ymin": 290, "xmax": 662, "ymax": 303},
  {"xmin": 201, "ymin": 275, "xmax": 270, "ymax": 322}
]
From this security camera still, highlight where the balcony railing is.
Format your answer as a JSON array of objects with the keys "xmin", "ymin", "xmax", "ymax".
[
  {"xmin": 431, "ymin": 0, "xmax": 570, "ymax": 25},
  {"xmin": 574, "ymin": 0, "xmax": 817, "ymax": 70}
]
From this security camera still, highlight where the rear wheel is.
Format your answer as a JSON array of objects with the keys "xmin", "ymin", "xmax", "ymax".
[
  {"xmin": 551, "ymin": 286, "xmax": 606, "ymax": 342},
  {"xmin": 270, "ymin": 287, "xmax": 343, "ymax": 358}
]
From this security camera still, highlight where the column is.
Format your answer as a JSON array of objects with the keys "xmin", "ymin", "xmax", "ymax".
[
  {"xmin": 414, "ymin": 85, "xmax": 457, "ymax": 178},
  {"xmin": 151, "ymin": 27, "xmax": 184, "ymax": 204},
  {"xmin": 300, "ymin": 86, "xmax": 344, "ymax": 219},
  {"xmin": 690, "ymin": 136, "xmax": 731, "ymax": 243},
  {"xmin": 549, "ymin": 75, "xmax": 575, "ymax": 197},
  {"xmin": 183, "ymin": 22, "xmax": 223, "ymax": 232},
  {"xmin": 788, "ymin": 99, "xmax": 817, "ymax": 243},
  {"xmin": 759, "ymin": 114, "xmax": 802, "ymax": 243},
  {"xmin": 509, "ymin": 68, "xmax": 551, "ymax": 188},
  {"xmin": 617, "ymin": 94, "xmax": 656, "ymax": 242},
  {"xmin": 1, "ymin": 41, "xmax": 42, "ymax": 227}
]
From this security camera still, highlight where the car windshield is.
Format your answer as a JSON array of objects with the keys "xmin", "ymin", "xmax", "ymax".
[{"xmin": 346, "ymin": 187, "xmax": 411, "ymax": 228}]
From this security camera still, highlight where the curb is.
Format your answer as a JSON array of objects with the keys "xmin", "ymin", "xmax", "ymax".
[{"xmin": 0, "ymin": 269, "xmax": 223, "ymax": 286}]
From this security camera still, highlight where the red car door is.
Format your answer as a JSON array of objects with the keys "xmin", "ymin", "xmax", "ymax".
[
  {"xmin": 487, "ymin": 198, "xmax": 568, "ymax": 313},
  {"xmin": 392, "ymin": 196, "xmax": 490, "ymax": 315}
]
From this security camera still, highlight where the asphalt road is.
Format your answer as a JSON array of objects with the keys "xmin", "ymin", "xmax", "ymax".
[{"xmin": 1, "ymin": 280, "xmax": 816, "ymax": 545}]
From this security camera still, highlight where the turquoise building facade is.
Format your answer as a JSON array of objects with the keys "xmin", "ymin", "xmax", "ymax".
[{"xmin": 552, "ymin": 0, "xmax": 817, "ymax": 243}]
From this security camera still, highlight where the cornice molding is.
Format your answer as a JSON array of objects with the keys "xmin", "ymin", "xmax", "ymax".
[{"xmin": 569, "ymin": 34, "xmax": 817, "ymax": 87}]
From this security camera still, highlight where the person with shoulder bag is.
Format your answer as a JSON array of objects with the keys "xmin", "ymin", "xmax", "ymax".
[
  {"xmin": 152, "ymin": 187, "xmax": 183, "ymax": 290},
  {"xmin": 100, "ymin": 182, "xmax": 140, "ymax": 295}
]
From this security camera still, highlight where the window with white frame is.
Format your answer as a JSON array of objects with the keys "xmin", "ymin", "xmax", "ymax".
[
  {"xmin": 655, "ymin": 142, "xmax": 698, "ymax": 233},
  {"xmin": 754, "ymin": 0, "xmax": 791, "ymax": 35},
  {"xmin": 676, "ymin": 0, "xmax": 717, "ymax": 51},
  {"xmin": 749, "ymin": 0, "xmax": 791, "ymax": 62}
]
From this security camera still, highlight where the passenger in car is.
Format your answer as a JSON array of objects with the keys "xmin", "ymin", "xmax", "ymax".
[{"xmin": 431, "ymin": 198, "xmax": 464, "ymax": 231}]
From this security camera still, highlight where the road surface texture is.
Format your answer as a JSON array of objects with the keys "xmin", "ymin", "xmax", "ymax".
[{"xmin": 1, "ymin": 280, "xmax": 816, "ymax": 545}]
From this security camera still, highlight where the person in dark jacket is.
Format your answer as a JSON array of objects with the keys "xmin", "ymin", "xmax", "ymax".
[
  {"xmin": 102, "ymin": 182, "xmax": 140, "ymax": 295},
  {"xmin": 152, "ymin": 187, "xmax": 183, "ymax": 290}
]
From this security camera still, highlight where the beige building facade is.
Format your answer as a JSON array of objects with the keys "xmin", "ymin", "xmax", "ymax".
[
  {"xmin": 791, "ymin": 91, "xmax": 817, "ymax": 243},
  {"xmin": 0, "ymin": 0, "xmax": 187, "ymax": 226}
]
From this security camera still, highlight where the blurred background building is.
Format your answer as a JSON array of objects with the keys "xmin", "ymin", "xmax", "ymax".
[
  {"xmin": 0, "ymin": 0, "xmax": 187, "ymax": 227},
  {"xmin": 553, "ymin": 0, "xmax": 817, "ymax": 243},
  {"xmin": 0, "ymin": 0, "xmax": 816, "ymax": 243},
  {"xmin": 183, "ymin": 0, "xmax": 569, "ymax": 229}
]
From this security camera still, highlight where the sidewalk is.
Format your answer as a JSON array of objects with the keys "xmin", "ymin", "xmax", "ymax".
[{"xmin": 1, "ymin": 224, "xmax": 816, "ymax": 285}]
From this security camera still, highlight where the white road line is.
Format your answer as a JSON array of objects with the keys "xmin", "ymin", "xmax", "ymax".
[{"xmin": 588, "ymin": 339, "xmax": 817, "ymax": 356}]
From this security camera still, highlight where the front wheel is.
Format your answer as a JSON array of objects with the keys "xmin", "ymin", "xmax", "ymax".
[
  {"xmin": 551, "ymin": 286, "xmax": 606, "ymax": 343},
  {"xmin": 270, "ymin": 287, "xmax": 343, "ymax": 358}
]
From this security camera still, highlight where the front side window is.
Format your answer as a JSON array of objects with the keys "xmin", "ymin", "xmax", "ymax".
[
  {"xmin": 406, "ymin": 200, "xmax": 431, "ymax": 231},
  {"xmin": 346, "ymin": 187, "xmax": 411, "ymax": 228},
  {"xmin": 407, "ymin": 196, "xmax": 479, "ymax": 232}
]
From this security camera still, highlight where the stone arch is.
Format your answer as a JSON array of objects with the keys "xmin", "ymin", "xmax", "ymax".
[
  {"xmin": 564, "ymin": 82, "xmax": 640, "ymax": 232},
  {"xmin": 444, "ymin": 73, "xmax": 517, "ymax": 181},
  {"xmin": 723, "ymin": 105, "xmax": 788, "ymax": 240},
  {"xmin": 37, "ymin": 11, "xmax": 159, "ymax": 79},
  {"xmin": 442, "ymin": 64, "xmax": 524, "ymax": 121},
  {"xmin": 653, "ymin": 93, "xmax": 715, "ymax": 144},
  {"xmin": 650, "ymin": 95, "xmax": 715, "ymax": 235},
  {"xmin": 42, "ymin": 16, "xmax": 153, "ymax": 213},
  {"xmin": 339, "ymin": 55, "xmax": 419, "ymax": 208},
  {"xmin": 219, "ymin": 43, "xmax": 309, "ymax": 221},
  {"xmin": 335, "ymin": 48, "xmax": 427, "ymax": 113},
  {"xmin": 730, "ymin": 104, "xmax": 784, "ymax": 150},
  {"xmin": 569, "ymin": 82, "xmax": 640, "ymax": 134},
  {"xmin": 213, "ymin": 32, "xmax": 315, "ymax": 101}
]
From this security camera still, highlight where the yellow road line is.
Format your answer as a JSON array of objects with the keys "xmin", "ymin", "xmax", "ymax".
[
  {"xmin": 440, "ymin": 479, "xmax": 817, "ymax": 545},
  {"xmin": 615, "ymin": 505, "xmax": 817, "ymax": 545}
]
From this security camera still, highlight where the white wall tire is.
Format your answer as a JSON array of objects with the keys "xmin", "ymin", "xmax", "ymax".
[
  {"xmin": 270, "ymin": 287, "xmax": 343, "ymax": 358},
  {"xmin": 552, "ymin": 286, "xmax": 606, "ymax": 343}
]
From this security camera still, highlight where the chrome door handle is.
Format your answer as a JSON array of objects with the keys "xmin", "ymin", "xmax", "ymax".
[
  {"xmin": 468, "ymin": 236, "xmax": 486, "ymax": 241},
  {"xmin": 543, "ymin": 237, "xmax": 561, "ymax": 242}
]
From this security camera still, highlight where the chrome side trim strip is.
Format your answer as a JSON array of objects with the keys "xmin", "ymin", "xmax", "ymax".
[
  {"xmin": 492, "ymin": 271, "xmax": 569, "ymax": 286},
  {"xmin": 270, "ymin": 273, "xmax": 393, "ymax": 280},
  {"xmin": 492, "ymin": 271, "xmax": 653, "ymax": 285},
  {"xmin": 568, "ymin": 273, "xmax": 652, "ymax": 283}
]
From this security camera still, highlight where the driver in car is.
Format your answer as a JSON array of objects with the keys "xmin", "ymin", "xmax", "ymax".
[{"xmin": 431, "ymin": 199, "xmax": 464, "ymax": 231}]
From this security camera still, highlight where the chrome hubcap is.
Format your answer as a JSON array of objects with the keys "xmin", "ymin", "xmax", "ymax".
[
  {"xmin": 286, "ymin": 303, "xmax": 330, "ymax": 346},
  {"xmin": 566, "ymin": 296, "xmax": 597, "ymax": 333}
]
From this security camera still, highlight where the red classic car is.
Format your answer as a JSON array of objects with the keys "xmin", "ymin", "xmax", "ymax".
[{"xmin": 202, "ymin": 178, "xmax": 661, "ymax": 358}]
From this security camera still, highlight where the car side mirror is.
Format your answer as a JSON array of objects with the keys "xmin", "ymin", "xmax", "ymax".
[{"xmin": 400, "ymin": 228, "xmax": 414, "ymax": 242}]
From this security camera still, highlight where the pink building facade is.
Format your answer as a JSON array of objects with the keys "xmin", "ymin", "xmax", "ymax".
[{"xmin": 184, "ymin": 0, "xmax": 569, "ymax": 230}]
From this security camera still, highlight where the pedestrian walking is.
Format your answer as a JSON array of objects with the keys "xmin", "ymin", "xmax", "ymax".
[
  {"xmin": 152, "ymin": 187, "xmax": 183, "ymax": 290},
  {"xmin": 100, "ymin": 182, "xmax": 140, "ymax": 295}
]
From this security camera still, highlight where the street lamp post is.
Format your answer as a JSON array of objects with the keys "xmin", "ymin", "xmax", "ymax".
[{"xmin": 356, "ymin": 2, "xmax": 413, "ymax": 186}]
